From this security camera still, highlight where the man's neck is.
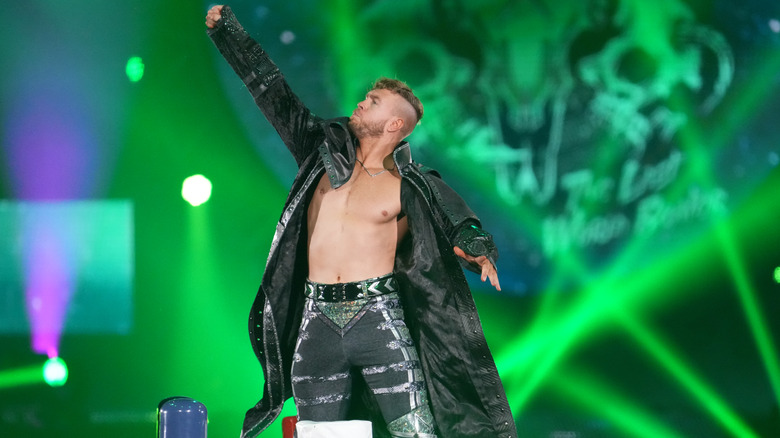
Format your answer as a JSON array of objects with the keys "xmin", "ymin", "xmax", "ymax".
[{"xmin": 356, "ymin": 136, "xmax": 400, "ymax": 166}]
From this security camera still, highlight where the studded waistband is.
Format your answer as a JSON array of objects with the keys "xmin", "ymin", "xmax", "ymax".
[{"xmin": 305, "ymin": 273, "xmax": 398, "ymax": 302}]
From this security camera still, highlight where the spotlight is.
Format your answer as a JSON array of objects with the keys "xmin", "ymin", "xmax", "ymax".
[
  {"xmin": 126, "ymin": 56, "xmax": 145, "ymax": 83},
  {"xmin": 770, "ymin": 19, "xmax": 780, "ymax": 34},
  {"xmin": 774, "ymin": 267, "xmax": 780, "ymax": 284},
  {"xmin": 43, "ymin": 357, "xmax": 68, "ymax": 387},
  {"xmin": 182, "ymin": 175, "xmax": 213, "ymax": 207}
]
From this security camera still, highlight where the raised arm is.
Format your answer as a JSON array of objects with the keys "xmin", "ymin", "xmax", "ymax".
[{"xmin": 205, "ymin": 5, "xmax": 322, "ymax": 166}]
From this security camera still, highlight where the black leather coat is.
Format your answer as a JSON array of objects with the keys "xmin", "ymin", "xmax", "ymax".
[{"xmin": 208, "ymin": 7, "xmax": 516, "ymax": 437}]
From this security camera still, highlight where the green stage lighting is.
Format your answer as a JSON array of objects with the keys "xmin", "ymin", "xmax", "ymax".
[
  {"xmin": 0, "ymin": 364, "xmax": 41, "ymax": 389},
  {"xmin": 774, "ymin": 267, "xmax": 780, "ymax": 284},
  {"xmin": 182, "ymin": 175, "xmax": 213, "ymax": 207},
  {"xmin": 126, "ymin": 56, "xmax": 145, "ymax": 82},
  {"xmin": 43, "ymin": 357, "xmax": 68, "ymax": 387}
]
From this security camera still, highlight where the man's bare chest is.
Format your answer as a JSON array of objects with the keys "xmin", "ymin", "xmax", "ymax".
[{"xmin": 309, "ymin": 171, "xmax": 402, "ymax": 223}]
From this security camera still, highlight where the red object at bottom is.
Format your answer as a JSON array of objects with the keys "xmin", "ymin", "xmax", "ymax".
[{"xmin": 282, "ymin": 416, "xmax": 298, "ymax": 438}]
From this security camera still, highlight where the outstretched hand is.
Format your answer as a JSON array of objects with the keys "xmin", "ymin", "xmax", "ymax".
[
  {"xmin": 205, "ymin": 5, "xmax": 224, "ymax": 28},
  {"xmin": 453, "ymin": 246, "xmax": 501, "ymax": 292}
]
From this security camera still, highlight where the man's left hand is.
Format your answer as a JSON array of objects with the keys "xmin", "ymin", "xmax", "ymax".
[{"xmin": 453, "ymin": 246, "xmax": 501, "ymax": 291}]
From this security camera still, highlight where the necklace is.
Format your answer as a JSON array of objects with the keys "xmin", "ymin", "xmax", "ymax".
[{"xmin": 356, "ymin": 154, "xmax": 396, "ymax": 177}]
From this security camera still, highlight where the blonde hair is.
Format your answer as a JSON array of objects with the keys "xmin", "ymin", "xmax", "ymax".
[{"xmin": 371, "ymin": 77, "xmax": 424, "ymax": 124}]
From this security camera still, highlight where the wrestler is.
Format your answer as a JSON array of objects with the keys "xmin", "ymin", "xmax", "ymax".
[{"xmin": 206, "ymin": 5, "xmax": 516, "ymax": 437}]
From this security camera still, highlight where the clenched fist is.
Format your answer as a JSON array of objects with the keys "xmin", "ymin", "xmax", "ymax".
[{"xmin": 205, "ymin": 5, "xmax": 224, "ymax": 28}]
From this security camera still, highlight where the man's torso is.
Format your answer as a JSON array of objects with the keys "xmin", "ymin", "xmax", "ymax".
[{"xmin": 306, "ymin": 162, "xmax": 408, "ymax": 283}]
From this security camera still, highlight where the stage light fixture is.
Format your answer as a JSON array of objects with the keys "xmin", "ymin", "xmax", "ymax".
[
  {"xmin": 774, "ymin": 267, "xmax": 780, "ymax": 284},
  {"xmin": 770, "ymin": 19, "xmax": 780, "ymax": 34},
  {"xmin": 182, "ymin": 175, "xmax": 213, "ymax": 207},
  {"xmin": 43, "ymin": 357, "xmax": 68, "ymax": 387},
  {"xmin": 126, "ymin": 56, "xmax": 145, "ymax": 83}
]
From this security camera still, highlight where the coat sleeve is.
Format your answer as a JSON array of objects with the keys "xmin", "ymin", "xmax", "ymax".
[
  {"xmin": 418, "ymin": 168, "xmax": 499, "ymax": 273},
  {"xmin": 207, "ymin": 5, "xmax": 322, "ymax": 166}
]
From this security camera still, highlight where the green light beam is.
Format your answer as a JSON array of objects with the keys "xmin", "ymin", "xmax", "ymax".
[
  {"xmin": 504, "ymin": 291, "xmax": 612, "ymax": 413},
  {"xmin": 495, "ymin": 243, "xmax": 597, "ymax": 392},
  {"xmin": 616, "ymin": 313, "xmax": 760, "ymax": 438},
  {"xmin": 0, "ymin": 363, "xmax": 45, "ymax": 390},
  {"xmin": 326, "ymin": 0, "xmax": 374, "ymax": 112},
  {"xmin": 550, "ymin": 366, "xmax": 687, "ymax": 438},
  {"xmin": 498, "ymin": 248, "xmax": 594, "ymax": 378},
  {"xmin": 497, "ymin": 211, "xmax": 757, "ymax": 416},
  {"xmin": 595, "ymin": 37, "xmax": 780, "ymax": 415},
  {"xmin": 712, "ymin": 221, "xmax": 780, "ymax": 410},
  {"xmin": 666, "ymin": 67, "xmax": 780, "ymax": 411}
]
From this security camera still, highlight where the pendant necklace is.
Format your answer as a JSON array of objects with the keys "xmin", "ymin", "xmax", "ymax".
[{"xmin": 356, "ymin": 153, "xmax": 395, "ymax": 177}]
